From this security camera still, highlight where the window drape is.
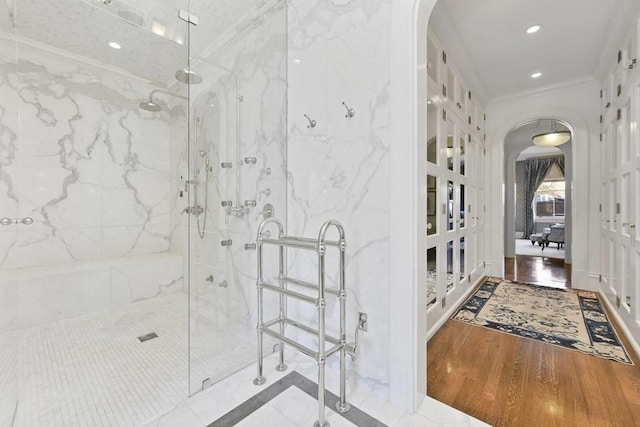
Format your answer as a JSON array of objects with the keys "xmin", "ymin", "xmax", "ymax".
[
  {"xmin": 523, "ymin": 158, "xmax": 556, "ymax": 237},
  {"xmin": 555, "ymin": 156, "xmax": 565, "ymax": 176}
]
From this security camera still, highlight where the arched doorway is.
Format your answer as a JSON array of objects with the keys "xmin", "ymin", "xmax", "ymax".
[{"xmin": 389, "ymin": 0, "xmax": 596, "ymax": 414}]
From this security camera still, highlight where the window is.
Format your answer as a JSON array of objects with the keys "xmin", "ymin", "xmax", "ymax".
[{"xmin": 534, "ymin": 180, "xmax": 565, "ymax": 219}]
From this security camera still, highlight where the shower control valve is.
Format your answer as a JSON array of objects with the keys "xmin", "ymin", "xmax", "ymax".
[
  {"xmin": 244, "ymin": 157, "xmax": 257, "ymax": 165},
  {"xmin": 244, "ymin": 200, "xmax": 257, "ymax": 207},
  {"xmin": 220, "ymin": 162, "xmax": 233, "ymax": 169},
  {"xmin": 221, "ymin": 200, "xmax": 233, "ymax": 207}
]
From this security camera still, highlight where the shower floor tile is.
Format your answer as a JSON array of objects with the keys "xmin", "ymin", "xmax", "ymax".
[{"xmin": 2, "ymin": 293, "xmax": 256, "ymax": 427}]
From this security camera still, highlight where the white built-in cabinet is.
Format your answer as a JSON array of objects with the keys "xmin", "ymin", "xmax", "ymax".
[
  {"xmin": 426, "ymin": 32, "xmax": 486, "ymax": 332},
  {"xmin": 599, "ymin": 16, "xmax": 640, "ymax": 340}
]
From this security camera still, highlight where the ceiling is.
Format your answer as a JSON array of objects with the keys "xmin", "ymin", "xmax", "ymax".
[
  {"xmin": 0, "ymin": 0, "xmax": 276, "ymax": 85},
  {"xmin": 431, "ymin": 0, "xmax": 636, "ymax": 101}
]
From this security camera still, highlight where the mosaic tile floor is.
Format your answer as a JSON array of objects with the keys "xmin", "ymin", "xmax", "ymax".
[{"xmin": 0, "ymin": 293, "xmax": 257, "ymax": 427}]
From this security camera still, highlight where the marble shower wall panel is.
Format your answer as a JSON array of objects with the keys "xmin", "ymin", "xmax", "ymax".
[
  {"xmin": 286, "ymin": 0, "xmax": 392, "ymax": 384},
  {"xmin": 0, "ymin": 40, "xmax": 177, "ymax": 270},
  {"xmin": 0, "ymin": 39, "xmax": 20, "ymax": 272},
  {"xmin": 174, "ymin": 5, "xmax": 287, "ymax": 328}
]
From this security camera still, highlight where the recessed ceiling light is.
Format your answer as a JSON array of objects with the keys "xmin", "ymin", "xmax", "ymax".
[
  {"xmin": 531, "ymin": 72, "xmax": 542, "ymax": 79},
  {"xmin": 108, "ymin": 41, "xmax": 121, "ymax": 49},
  {"xmin": 293, "ymin": 58, "xmax": 301, "ymax": 64},
  {"xmin": 526, "ymin": 25, "xmax": 541, "ymax": 34}
]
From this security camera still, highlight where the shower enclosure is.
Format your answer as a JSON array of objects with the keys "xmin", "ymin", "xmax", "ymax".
[{"xmin": 0, "ymin": 0, "xmax": 287, "ymax": 425}]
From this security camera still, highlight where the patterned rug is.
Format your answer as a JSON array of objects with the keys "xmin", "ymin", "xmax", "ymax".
[{"xmin": 452, "ymin": 277, "xmax": 633, "ymax": 365}]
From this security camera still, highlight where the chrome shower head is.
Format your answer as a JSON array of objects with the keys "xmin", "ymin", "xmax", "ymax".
[
  {"xmin": 175, "ymin": 68, "xmax": 203, "ymax": 85},
  {"xmin": 139, "ymin": 97, "xmax": 161, "ymax": 112}
]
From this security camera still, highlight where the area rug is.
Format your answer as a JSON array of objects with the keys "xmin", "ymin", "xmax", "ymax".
[{"xmin": 452, "ymin": 277, "xmax": 633, "ymax": 365}]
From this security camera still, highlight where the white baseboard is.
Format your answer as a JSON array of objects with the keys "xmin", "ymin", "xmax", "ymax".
[
  {"xmin": 426, "ymin": 276, "xmax": 484, "ymax": 340},
  {"xmin": 599, "ymin": 291, "xmax": 640, "ymax": 361}
]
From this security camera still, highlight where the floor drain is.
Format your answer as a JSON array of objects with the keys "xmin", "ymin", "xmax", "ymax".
[{"xmin": 137, "ymin": 332, "xmax": 158, "ymax": 342}]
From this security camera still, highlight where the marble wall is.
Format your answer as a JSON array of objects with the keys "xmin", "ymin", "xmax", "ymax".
[
  {"xmin": 286, "ymin": 0, "xmax": 393, "ymax": 385},
  {"xmin": 0, "ymin": 41, "xmax": 177, "ymax": 270},
  {"xmin": 0, "ymin": 37, "xmax": 185, "ymax": 330}
]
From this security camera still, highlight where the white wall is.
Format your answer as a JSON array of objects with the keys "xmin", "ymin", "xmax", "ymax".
[{"xmin": 485, "ymin": 79, "xmax": 601, "ymax": 289}]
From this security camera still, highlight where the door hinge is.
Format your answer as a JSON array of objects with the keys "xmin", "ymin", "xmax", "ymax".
[{"xmin": 178, "ymin": 10, "xmax": 199, "ymax": 25}]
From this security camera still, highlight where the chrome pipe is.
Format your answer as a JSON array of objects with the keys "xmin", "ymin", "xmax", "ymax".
[
  {"xmin": 260, "ymin": 283, "xmax": 316, "ymax": 305},
  {"xmin": 338, "ymin": 223, "xmax": 350, "ymax": 413},
  {"xmin": 276, "ymin": 227, "xmax": 287, "ymax": 372},
  {"xmin": 316, "ymin": 238, "xmax": 327, "ymax": 427},
  {"xmin": 261, "ymin": 328, "xmax": 316, "ymax": 359},
  {"xmin": 282, "ymin": 318, "xmax": 340, "ymax": 345},
  {"xmin": 253, "ymin": 236, "xmax": 266, "ymax": 386},
  {"xmin": 283, "ymin": 276, "xmax": 340, "ymax": 296}
]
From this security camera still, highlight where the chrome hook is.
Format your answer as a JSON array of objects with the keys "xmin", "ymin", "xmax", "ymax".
[
  {"xmin": 304, "ymin": 114, "xmax": 316, "ymax": 128},
  {"xmin": 342, "ymin": 101, "xmax": 355, "ymax": 118}
]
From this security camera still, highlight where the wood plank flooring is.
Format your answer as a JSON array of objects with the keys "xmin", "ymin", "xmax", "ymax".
[
  {"xmin": 427, "ymin": 255, "xmax": 640, "ymax": 427},
  {"xmin": 504, "ymin": 255, "xmax": 571, "ymax": 289}
]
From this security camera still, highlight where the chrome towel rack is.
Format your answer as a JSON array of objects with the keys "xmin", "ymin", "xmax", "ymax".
[{"xmin": 253, "ymin": 217, "xmax": 352, "ymax": 427}]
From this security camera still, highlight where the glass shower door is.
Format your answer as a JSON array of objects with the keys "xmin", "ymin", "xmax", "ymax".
[{"xmin": 186, "ymin": 0, "xmax": 288, "ymax": 396}]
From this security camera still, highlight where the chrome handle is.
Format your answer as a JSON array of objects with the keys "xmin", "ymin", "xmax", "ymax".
[
  {"xmin": 260, "ymin": 167, "xmax": 271, "ymax": 176},
  {"xmin": 255, "ymin": 203, "xmax": 274, "ymax": 221},
  {"xmin": 260, "ymin": 188, "xmax": 271, "ymax": 197},
  {"xmin": 205, "ymin": 275, "xmax": 214, "ymax": 282},
  {"xmin": 244, "ymin": 157, "xmax": 257, "ymax": 165},
  {"xmin": 221, "ymin": 200, "xmax": 233, "ymax": 207},
  {"xmin": 244, "ymin": 200, "xmax": 257, "ymax": 207},
  {"xmin": 220, "ymin": 162, "xmax": 233, "ymax": 168},
  {"xmin": 220, "ymin": 239, "xmax": 232, "ymax": 246},
  {"xmin": 218, "ymin": 280, "xmax": 228, "ymax": 288},
  {"xmin": 244, "ymin": 243, "xmax": 257, "ymax": 250},
  {"xmin": 1, "ymin": 217, "xmax": 34, "ymax": 225}
]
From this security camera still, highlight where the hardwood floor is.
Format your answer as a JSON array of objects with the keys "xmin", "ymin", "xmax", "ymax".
[
  {"xmin": 427, "ymin": 256, "xmax": 640, "ymax": 427},
  {"xmin": 504, "ymin": 255, "xmax": 571, "ymax": 289}
]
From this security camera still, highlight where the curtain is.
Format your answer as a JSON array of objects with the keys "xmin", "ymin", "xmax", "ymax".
[
  {"xmin": 523, "ymin": 158, "xmax": 555, "ymax": 237},
  {"xmin": 555, "ymin": 156, "xmax": 565, "ymax": 176}
]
